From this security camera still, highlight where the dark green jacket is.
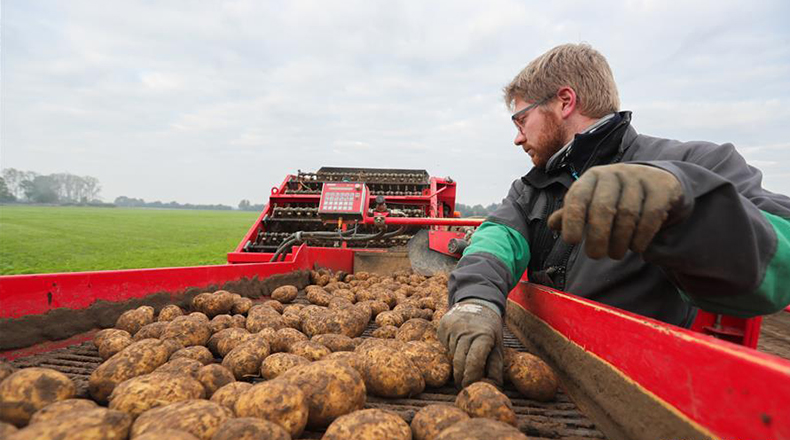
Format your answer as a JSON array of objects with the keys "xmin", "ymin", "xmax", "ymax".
[{"xmin": 449, "ymin": 112, "xmax": 790, "ymax": 326}]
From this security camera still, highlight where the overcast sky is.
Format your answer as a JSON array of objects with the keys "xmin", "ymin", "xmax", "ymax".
[{"xmin": 2, "ymin": 0, "xmax": 789, "ymax": 207}]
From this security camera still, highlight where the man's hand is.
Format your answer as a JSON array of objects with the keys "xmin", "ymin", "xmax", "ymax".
[
  {"xmin": 438, "ymin": 300, "xmax": 504, "ymax": 388},
  {"xmin": 548, "ymin": 163, "xmax": 683, "ymax": 260}
]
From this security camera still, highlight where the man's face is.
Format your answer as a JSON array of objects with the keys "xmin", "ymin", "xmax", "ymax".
[{"xmin": 512, "ymin": 97, "xmax": 568, "ymax": 169}]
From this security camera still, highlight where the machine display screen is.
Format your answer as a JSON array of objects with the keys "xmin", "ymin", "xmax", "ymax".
[{"xmin": 318, "ymin": 182, "xmax": 368, "ymax": 219}]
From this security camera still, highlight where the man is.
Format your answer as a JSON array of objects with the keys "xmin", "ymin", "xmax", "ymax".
[{"xmin": 438, "ymin": 43, "xmax": 790, "ymax": 388}]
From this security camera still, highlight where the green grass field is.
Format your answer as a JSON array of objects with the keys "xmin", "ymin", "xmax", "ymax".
[{"xmin": 0, "ymin": 206, "xmax": 260, "ymax": 275}]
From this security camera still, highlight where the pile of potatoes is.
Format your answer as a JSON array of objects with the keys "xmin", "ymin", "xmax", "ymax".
[{"xmin": 0, "ymin": 268, "xmax": 558, "ymax": 439}]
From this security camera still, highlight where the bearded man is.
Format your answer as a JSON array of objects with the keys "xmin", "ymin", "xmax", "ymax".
[{"xmin": 438, "ymin": 43, "xmax": 790, "ymax": 388}]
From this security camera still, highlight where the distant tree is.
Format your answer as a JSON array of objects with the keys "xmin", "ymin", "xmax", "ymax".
[
  {"xmin": 239, "ymin": 199, "xmax": 251, "ymax": 210},
  {"xmin": 1, "ymin": 168, "xmax": 23, "ymax": 199},
  {"xmin": 22, "ymin": 175, "xmax": 60, "ymax": 203},
  {"xmin": 0, "ymin": 177, "xmax": 16, "ymax": 202}
]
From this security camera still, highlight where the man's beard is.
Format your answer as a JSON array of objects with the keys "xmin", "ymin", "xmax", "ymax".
[{"xmin": 534, "ymin": 110, "xmax": 567, "ymax": 169}]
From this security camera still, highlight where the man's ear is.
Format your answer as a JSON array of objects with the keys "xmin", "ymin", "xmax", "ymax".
[{"xmin": 556, "ymin": 87, "xmax": 577, "ymax": 119}]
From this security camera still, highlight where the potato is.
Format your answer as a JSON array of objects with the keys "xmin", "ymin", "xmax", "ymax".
[
  {"xmin": 161, "ymin": 315, "xmax": 212, "ymax": 347},
  {"xmin": 328, "ymin": 296, "xmax": 353, "ymax": 309},
  {"xmin": 403, "ymin": 341, "xmax": 451, "ymax": 387},
  {"xmin": 256, "ymin": 327, "xmax": 277, "ymax": 345},
  {"xmin": 171, "ymin": 346, "xmax": 214, "ymax": 365},
  {"xmin": 209, "ymin": 381, "xmax": 252, "ymax": 412},
  {"xmin": 357, "ymin": 345, "xmax": 424, "ymax": 398},
  {"xmin": 397, "ymin": 318, "xmax": 439, "ymax": 342},
  {"xmin": 135, "ymin": 429, "xmax": 200, "ymax": 440},
  {"xmin": 455, "ymin": 381, "xmax": 517, "ymax": 426},
  {"xmin": 193, "ymin": 291, "xmax": 236, "ymax": 317},
  {"xmin": 208, "ymin": 328, "xmax": 251, "ymax": 357},
  {"xmin": 158, "ymin": 304, "xmax": 184, "ymax": 322},
  {"xmin": 360, "ymin": 300, "xmax": 389, "ymax": 316},
  {"xmin": 411, "ymin": 404, "xmax": 469, "ymax": 440},
  {"xmin": 301, "ymin": 306, "xmax": 369, "ymax": 338},
  {"xmin": 260, "ymin": 353, "xmax": 310, "ymax": 380},
  {"xmin": 231, "ymin": 297, "xmax": 253, "ymax": 315},
  {"xmin": 93, "ymin": 328, "xmax": 130, "ymax": 348},
  {"xmin": 355, "ymin": 338, "xmax": 406, "ymax": 355},
  {"xmin": 323, "ymin": 352, "xmax": 364, "ymax": 375},
  {"xmin": 434, "ymin": 418, "xmax": 527, "ymax": 440},
  {"xmin": 221, "ymin": 335, "xmax": 271, "ymax": 379},
  {"xmin": 89, "ymin": 338, "xmax": 174, "ymax": 404},
  {"xmin": 246, "ymin": 305, "xmax": 285, "ymax": 332},
  {"xmin": 323, "ymin": 408, "xmax": 410, "ymax": 440},
  {"xmin": 311, "ymin": 334, "xmax": 355, "ymax": 352},
  {"xmin": 232, "ymin": 314, "xmax": 246, "ymax": 328},
  {"xmin": 196, "ymin": 364, "xmax": 235, "ymax": 397},
  {"xmin": 277, "ymin": 359, "xmax": 366, "ymax": 428},
  {"xmin": 234, "ymin": 381, "xmax": 308, "ymax": 438},
  {"xmin": 393, "ymin": 304, "xmax": 424, "ymax": 321},
  {"xmin": 210, "ymin": 417, "xmax": 291, "ymax": 440},
  {"xmin": 372, "ymin": 325, "xmax": 398, "ymax": 339},
  {"xmin": 272, "ymin": 328, "xmax": 309, "ymax": 352},
  {"xmin": 131, "ymin": 400, "xmax": 232, "ymax": 440},
  {"xmin": 0, "ymin": 422, "xmax": 17, "ymax": 437},
  {"xmin": 0, "ymin": 368, "xmax": 75, "ymax": 427},
  {"xmin": 288, "ymin": 340, "xmax": 331, "ymax": 361},
  {"xmin": 28, "ymin": 399, "xmax": 97, "ymax": 425},
  {"xmin": 115, "ymin": 306, "xmax": 155, "ymax": 335},
  {"xmin": 282, "ymin": 313, "xmax": 302, "ymax": 330},
  {"xmin": 272, "ymin": 285, "xmax": 298, "ymax": 303},
  {"xmin": 7, "ymin": 408, "xmax": 131, "ymax": 440},
  {"xmin": 263, "ymin": 299, "xmax": 284, "ymax": 313},
  {"xmin": 209, "ymin": 315, "xmax": 236, "ymax": 333},
  {"xmin": 283, "ymin": 304, "xmax": 305, "ymax": 315},
  {"xmin": 108, "ymin": 372, "xmax": 205, "ymax": 417},
  {"xmin": 375, "ymin": 311, "xmax": 404, "ymax": 327},
  {"xmin": 97, "ymin": 332, "xmax": 134, "ymax": 361},
  {"xmin": 306, "ymin": 286, "xmax": 332, "ymax": 306},
  {"xmin": 155, "ymin": 357, "xmax": 203, "ymax": 377},
  {"xmin": 504, "ymin": 349, "xmax": 558, "ymax": 402},
  {"xmin": 134, "ymin": 321, "xmax": 168, "ymax": 341},
  {"xmin": 188, "ymin": 312, "xmax": 210, "ymax": 323}
]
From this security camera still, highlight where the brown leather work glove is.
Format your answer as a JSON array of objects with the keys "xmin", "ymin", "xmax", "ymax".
[
  {"xmin": 438, "ymin": 300, "xmax": 504, "ymax": 388},
  {"xmin": 548, "ymin": 163, "xmax": 684, "ymax": 260}
]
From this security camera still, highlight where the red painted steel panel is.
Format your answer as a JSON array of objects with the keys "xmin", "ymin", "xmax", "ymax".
[{"xmin": 508, "ymin": 282, "xmax": 790, "ymax": 440}]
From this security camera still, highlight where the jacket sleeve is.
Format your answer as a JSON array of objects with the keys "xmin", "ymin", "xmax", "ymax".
[
  {"xmin": 635, "ymin": 142, "xmax": 790, "ymax": 317},
  {"xmin": 448, "ymin": 180, "xmax": 531, "ymax": 315}
]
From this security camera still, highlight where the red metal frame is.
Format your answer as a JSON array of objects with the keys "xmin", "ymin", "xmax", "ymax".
[
  {"xmin": 690, "ymin": 310, "xmax": 763, "ymax": 348},
  {"xmin": 508, "ymin": 283, "xmax": 790, "ymax": 440}
]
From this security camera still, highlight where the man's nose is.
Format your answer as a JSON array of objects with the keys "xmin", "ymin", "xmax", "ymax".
[{"xmin": 514, "ymin": 130, "xmax": 526, "ymax": 145}]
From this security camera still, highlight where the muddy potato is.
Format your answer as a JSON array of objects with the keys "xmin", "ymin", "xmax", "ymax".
[
  {"xmin": 393, "ymin": 304, "xmax": 423, "ymax": 321},
  {"xmin": 155, "ymin": 357, "xmax": 203, "ymax": 377},
  {"xmin": 272, "ymin": 328, "xmax": 309, "ymax": 352},
  {"xmin": 131, "ymin": 399, "xmax": 232, "ymax": 440},
  {"xmin": 246, "ymin": 304, "xmax": 285, "ymax": 332},
  {"xmin": 28, "ymin": 399, "xmax": 97, "ymax": 425},
  {"xmin": 361, "ymin": 300, "xmax": 390, "ymax": 316},
  {"xmin": 231, "ymin": 314, "xmax": 246, "ymax": 328},
  {"xmin": 435, "ymin": 418, "xmax": 527, "ymax": 440},
  {"xmin": 354, "ymin": 338, "xmax": 406, "ymax": 355},
  {"xmin": 108, "ymin": 372, "xmax": 205, "ymax": 417},
  {"xmin": 283, "ymin": 304, "xmax": 305, "ymax": 315},
  {"xmin": 260, "ymin": 353, "xmax": 310, "ymax": 380},
  {"xmin": 403, "ymin": 341, "xmax": 451, "ymax": 387},
  {"xmin": 352, "ymin": 302, "xmax": 373, "ymax": 321},
  {"xmin": 0, "ymin": 367, "xmax": 76, "ymax": 427},
  {"xmin": 505, "ymin": 350, "xmax": 558, "ymax": 402},
  {"xmin": 88, "ymin": 338, "xmax": 174, "ymax": 404},
  {"xmin": 210, "ymin": 381, "xmax": 252, "ymax": 412},
  {"xmin": 133, "ymin": 321, "xmax": 167, "ymax": 341},
  {"xmin": 323, "ymin": 351, "xmax": 364, "ymax": 375},
  {"xmin": 171, "ymin": 346, "xmax": 214, "ymax": 365},
  {"xmin": 332, "ymin": 288, "xmax": 356, "ymax": 303},
  {"xmin": 93, "ymin": 328, "xmax": 130, "ymax": 348},
  {"xmin": 234, "ymin": 380, "xmax": 308, "ymax": 437},
  {"xmin": 272, "ymin": 285, "xmax": 299, "ymax": 303},
  {"xmin": 231, "ymin": 297, "xmax": 253, "ymax": 315},
  {"xmin": 358, "ymin": 345, "xmax": 424, "ymax": 398},
  {"xmin": 372, "ymin": 325, "xmax": 398, "ymax": 339},
  {"xmin": 323, "ymin": 408, "xmax": 410, "ymax": 440},
  {"xmin": 288, "ymin": 340, "xmax": 331, "ymax": 361},
  {"xmin": 306, "ymin": 286, "xmax": 332, "ymax": 306},
  {"xmin": 209, "ymin": 315, "xmax": 236, "ymax": 333},
  {"xmin": 301, "ymin": 306, "xmax": 369, "ymax": 338},
  {"xmin": 161, "ymin": 315, "xmax": 212, "ymax": 347},
  {"xmin": 115, "ymin": 306, "xmax": 155, "ymax": 335},
  {"xmin": 0, "ymin": 422, "xmax": 17, "ymax": 437},
  {"xmin": 397, "ymin": 318, "xmax": 439, "ymax": 343},
  {"xmin": 194, "ymin": 364, "xmax": 235, "ymax": 397},
  {"xmin": 418, "ymin": 297, "xmax": 437, "ymax": 310},
  {"xmin": 188, "ymin": 311, "xmax": 210, "ymax": 323},
  {"xmin": 97, "ymin": 332, "xmax": 134, "ymax": 361},
  {"xmin": 455, "ymin": 381, "xmax": 517, "ymax": 426},
  {"xmin": 263, "ymin": 299, "xmax": 285, "ymax": 313},
  {"xmin": 8, "ymin": 407, "xmax": 131, "ymax": 440},
  {"xmin": 311, "ymin": 334, "xmax": 355, "ymax": 352},
  {"xmin": 277, "ymin": 359, "xmax": 366, "ymax": 429},
  {"xmin": 208, "ymin": 327, "xmax": 251, "ymax": 357},
  {"xmin": 282, "ymin": 312, "xmax": 302, "ymax": 330},
  {"xmin": 411, "ymin": 404, "xmax": 470, "ymax": 440},
  {"xmin": 375, "ymin": 311, "xmax": 405, "ymax": 327},
  {"xmin": 135, "ymin": 429, "xmax": 200, "ymax": 440},
  {"xmin": 328, "ymin": 296, "xmax": 353, "ymax": 309},
  {"xmin": 157, "ymin": 304, "xmax": 184, "ymax": 322},
  {"xmin": 195, "ymin": 291, "xmax": 236, "ymax": 318},
  {"xmin": 211, "ymin": 417, "xmax": 291, "ymax": 440},
  {"xmin": 221, "ymin": 335, "xmax": 271, "ymax": 379}
]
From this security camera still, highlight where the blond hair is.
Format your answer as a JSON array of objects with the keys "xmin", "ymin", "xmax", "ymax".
[{"xmin": 503, "ymin": 43, "xmax": 620, "ymax": 118}]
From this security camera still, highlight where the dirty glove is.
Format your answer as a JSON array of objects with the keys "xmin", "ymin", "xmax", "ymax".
[
  {"xmin": 548, "ymin": 163, "xmax": 684, "ymax": 260},
  {"xmin": 438, "ymin": 300, "xmax": 504, "ymax": 388}
]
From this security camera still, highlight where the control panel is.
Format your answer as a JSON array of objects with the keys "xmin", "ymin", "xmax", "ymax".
[{"xmin": 318, "ymin": 182, "xmax": 368, "ymax": 220}]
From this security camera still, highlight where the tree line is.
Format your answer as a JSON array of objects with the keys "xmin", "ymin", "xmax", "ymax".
[
  {"xmin": 454, "ymin": 202, "xmax": 501, "ymax": 217},
  {"xmin": 114, "ymin": 196, "xmax": 234, "ymax": 211},
  {"xmin": 1, "ymin": 168, "xmax": 102, "ymax": 204}
]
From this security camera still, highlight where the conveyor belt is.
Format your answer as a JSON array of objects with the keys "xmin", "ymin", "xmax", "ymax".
[{"xmin": 758, "ymin": 311, "xmax": 790, "ymax": 361}]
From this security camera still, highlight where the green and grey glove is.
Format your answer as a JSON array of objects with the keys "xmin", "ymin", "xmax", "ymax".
[{"xmin": 438, "ymin": 299, "xmax": 504, "ymax": 388}]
